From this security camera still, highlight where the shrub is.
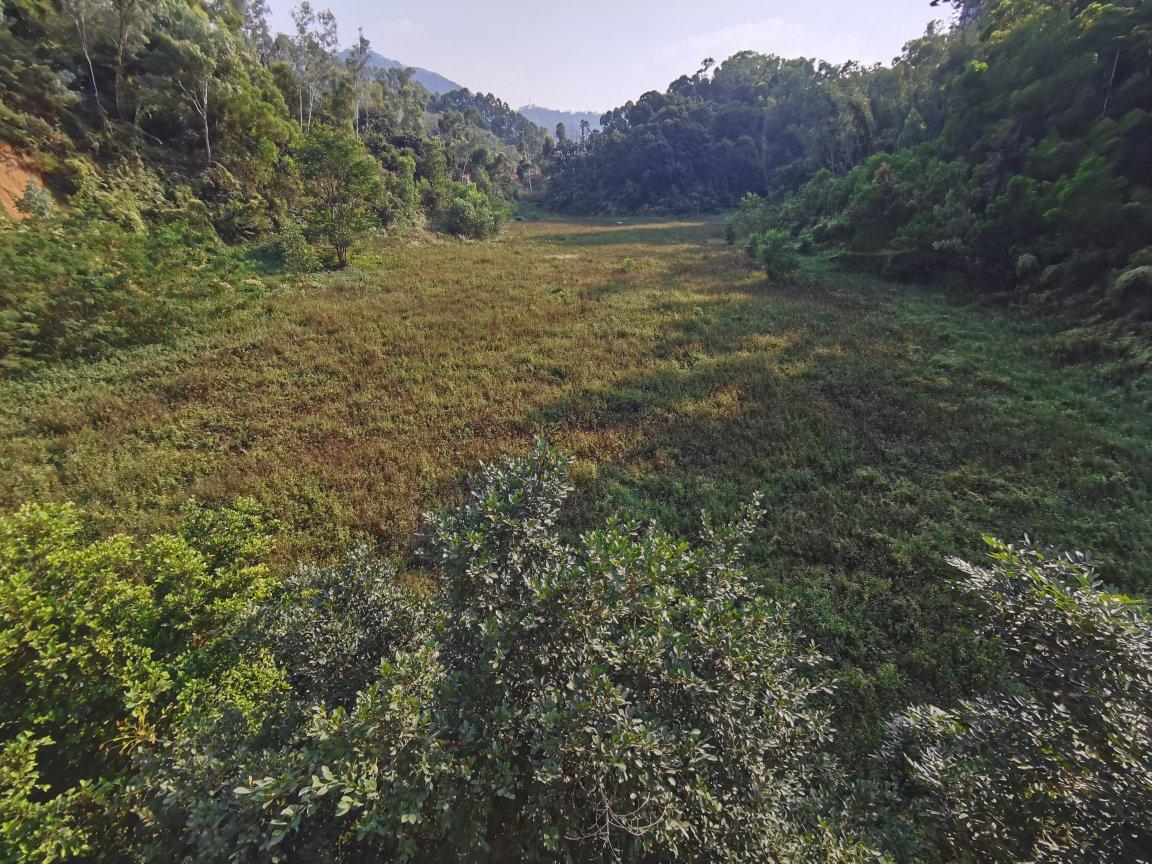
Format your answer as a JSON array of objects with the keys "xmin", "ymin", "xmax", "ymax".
[
  {"xmin": 0, "ymin": 500, "xmax": 276, "ymax": 863},
  {"xmin": 746, "ymin": 229, "xmax": 801, "ymax": 281},
  {"xmin": 0, "ymin": 216, "xmax": 257, "ymax": 374},
  {"xmin": 0, "ymin": 732, "xmax": 120, "ymax": 864},
  {"xmin": 442, "ymin": 183, "xmax": 506, "ymax": 239},
  {"xmin": 15, "ymin": 179, "xmax": 54, "ymax": 218},
  {"xmin": 1014, "ymin": 252, "xmax": 1039, "ymax": 280},
  {"xmin": 258, "ymin": 543, "xmax": 435, "ymax": 708},
  {"xmin": 1110, "ymin": 265, "xmax": 1152, "ymax": 317},
  {"xmin": 143, "ymin": 444, "xmax": 875, "ymax": 863},
  {"xmin": 277, "ymin": 222, "xmax": 320, "ymax": 273},
  {"xmin": 194, "ymin": 164, "xmax": 275, "ymax": 242},
  {"xmin": 67, "ymin": 160, "xmax": 171, "ymax": 233},
  {"xmin": 879, "ymin": 538, "xmax": 1152, "ymax": 864}
]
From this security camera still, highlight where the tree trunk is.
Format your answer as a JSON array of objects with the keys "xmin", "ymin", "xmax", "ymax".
[
  {"xmin": 115, "ymin": 10, "xmax": 128, "ymax": 121},
  {"xmin": 83, "ymin": 48, "xmax": 100, "ymax": 110},
  {"xmin": 202, "ymin": 80, "xmax": 212, "ymax": 164},
  {"xmin": 1102, "ymin": 46, "xmax": 1120, "ymax": 117},
  {"xmin": 71, "ymin": 8, "xmax": 103, "ymax": 119}
]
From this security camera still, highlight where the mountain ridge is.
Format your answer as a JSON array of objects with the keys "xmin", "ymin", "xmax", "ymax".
[
  {"xmin": 348, "ymin": 49, "xmax": 463, "ymax": 95},
  {"xmin": 348, "ymin": 51, "xmax": 600, "ymax": 135}
]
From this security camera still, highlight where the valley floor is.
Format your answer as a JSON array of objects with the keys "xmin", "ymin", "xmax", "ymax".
[{"xmin": 2, "ymin": 213, "xmax": 1149, "ymax": 737}]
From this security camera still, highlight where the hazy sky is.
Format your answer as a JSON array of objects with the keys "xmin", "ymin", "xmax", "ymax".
[{"xmin": 267, "ymin": 1, "xmax": 952, "ymax": 111}]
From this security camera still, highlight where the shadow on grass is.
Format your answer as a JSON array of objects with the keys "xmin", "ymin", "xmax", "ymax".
[{"xmin": 528, "ymin": 270, "xmax": 1152, "ymax": 747}]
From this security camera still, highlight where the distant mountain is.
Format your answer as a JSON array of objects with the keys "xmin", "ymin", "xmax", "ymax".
[
  {"xmin": 343, "ymin": 49, "xmax": 463, "ymax": 95},
  {"xmin": 518, "ymin": 105, "xmax": 602, "ymax": 135}
]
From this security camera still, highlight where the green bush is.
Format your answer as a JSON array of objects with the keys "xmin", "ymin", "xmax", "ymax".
[
  {"xmin": 442, "ymin": 183, "xmax": 507, "ymax": 239},
  {"xmin": 1110, "ymin": 265, "xmax": 1152, "ymax": 317},
  {"xmin": 746, "ymin": 229, "xmax": 801, "ymax": 282},
  {"xmin": 880, "ymin": 539, "xmax": 1152, "ymax": 863},
  {"xmin": 258, "ymin": 543, "xmax": 435, "ymax": 708},
  {"xmin": 0, "ymin": 500, "xmax": 276, "ymax": 862},
  {"xmin": 0, "ymin": 733, "xmax": 106, "ymax": 864},
  {"xmin": 143, "ymin": 444, "xmax": 874, "ymax": 863},
  {"xmin": 0, "ymin": 215, "xmax": 257, "ymax": 374},
  {"xmin": 15, "ymin": 179, "xmax": 54, "ymax": 219},
  {"xmin": 277, "ymin": 222, "xmax": 320, "ymax": 273}
]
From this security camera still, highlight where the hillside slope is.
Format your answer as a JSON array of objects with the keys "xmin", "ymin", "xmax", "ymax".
[{"xmin": 0, "ymin": 142, "xmax": 38, "ymax": 218}]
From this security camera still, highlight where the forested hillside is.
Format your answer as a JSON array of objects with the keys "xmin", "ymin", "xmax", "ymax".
[
  {"xmin": 545, "ymin": 0, "xmax": 1151, "ymax": 318},
  {"xmin": 429, "ymin": 87, "xmax": 551, "ymax": 189},
  {"xmin": 2, "ymin": 0, "xmax": 1151, "ymax": 862},
  {"xmin": 0, "ymin": 0, "xmax": 539, "ymax": 370}
]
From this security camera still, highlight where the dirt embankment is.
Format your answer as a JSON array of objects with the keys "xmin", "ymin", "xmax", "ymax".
[{"xmin": 0, "ymin": 142, "xmax": 41, "ymax": 219}]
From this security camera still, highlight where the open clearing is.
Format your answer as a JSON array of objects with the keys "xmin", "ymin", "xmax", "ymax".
[{"xmin": 2, "ymin": 213, "xmax": 1149, "ymax": 735}]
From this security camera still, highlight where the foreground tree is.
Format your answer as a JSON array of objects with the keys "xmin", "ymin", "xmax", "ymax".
[
  {"xmin": 880, "ymin": 539, "xmax": 1152, "ymax": 863},
  {"xmin": 142, "ymin": 444, "xmax": 877, "ymax": 863},
  {"xmin": 294, "ymin": 125, "xmax": 383, "ymax": 267}
]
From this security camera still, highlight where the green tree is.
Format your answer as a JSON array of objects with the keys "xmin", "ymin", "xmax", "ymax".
[
  {"xmin": 295, "ymin": 125, "xmax": 384, "ymax": 268},
  {"xmin": 881, "ymin": 539, "xmax": 1152, "ymax": 863},
  {"xmin": 142, "ymin": 445, "xmax": 876, "ymax": 863},
  {"xmin": 142, "ymin": 0, "xmax": 230, "ymax": 164}
]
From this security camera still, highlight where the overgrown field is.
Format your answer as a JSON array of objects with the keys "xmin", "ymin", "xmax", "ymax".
[{"xmin": 2, "ymin": 213, "xmax": 1150, "ymax": 737}]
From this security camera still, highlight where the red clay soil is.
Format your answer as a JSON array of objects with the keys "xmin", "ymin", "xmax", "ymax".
[{"xmin": 0, "ymin": 142, "xmax": 39, "ymax": 219}]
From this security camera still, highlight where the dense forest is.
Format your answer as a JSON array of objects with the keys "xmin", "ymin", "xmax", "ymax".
[
  {"xmin": 545, "ymin": 0, "xmax": 1151, "ymax": 320},
  {"xmin": 2, "ymin": 0, "xmax": 1151, "ymax": 861}
]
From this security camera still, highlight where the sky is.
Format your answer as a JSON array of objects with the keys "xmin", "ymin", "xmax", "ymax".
[{"xmin": 267, "ymin": 0, "xmax": 953, "ymax": 111}]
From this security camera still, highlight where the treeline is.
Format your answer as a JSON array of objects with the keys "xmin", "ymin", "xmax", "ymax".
[
  {"xmin": 2, "ymin": 444, "xmax": 1149, "ymax": 862},
  {"xmin": 429, "ymin": 88, "xmax": 552, "ymax": 191},
  {"xmin": 0, "ymin": 0, "xmax": 538, "ymax": 373},
  {"xmin": 0, "ymin": 0, "xmax": 534, "ymax": 238},
  {"xmin": 546, "ymin": 0, "xmax": 1151, "ymax": 316},
  {"xmin": 545, "ymin": 47, "xmax": 893, "ymax": 213}
]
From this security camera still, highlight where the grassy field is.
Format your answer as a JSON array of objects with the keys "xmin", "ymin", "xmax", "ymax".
[{"xmin": 2, "ymin": 213, "xmax": 1149, "ymax": 741}]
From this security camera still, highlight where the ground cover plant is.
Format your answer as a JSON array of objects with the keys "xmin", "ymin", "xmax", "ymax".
[
  {"xmin": 2, "ymin": 215, "xmax": 1149, "ymax": 746},
  {"xmin": 2, "ymin": 0, "xmax": 1151, "ymax": 858}
]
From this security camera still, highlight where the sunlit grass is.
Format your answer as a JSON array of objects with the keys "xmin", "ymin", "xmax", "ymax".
[{"xmin": 1, "ymin": 213, "xmax": 1148, "ymax": 747}]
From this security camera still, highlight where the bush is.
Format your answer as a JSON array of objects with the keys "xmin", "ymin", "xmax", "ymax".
[
  {"xmin": 746, "ymin": 229, "xmax": 801, "ymax": 281},
  {"xmin": 0, "ymin": 500, "xmax": 276, "ymax": 863},
  {"xmin": 277, "ymin": 222, "xmax": 320, "ymax": 273},
  {"xmin": 258, "ymin": 543, "xmax": 435, "ymax": 708},
  {"xmin": 15, "ymin": 179, "xmax": 54, "ymax": 219},
  {"xmin": 0, "ymin": 733, "xmax": 108, "ymax": 864},
  {"xmin": 442, "ymin": 183, "xmax": 507, "ymax": 239},
  {"xmin": 143, "ymin": 444, "xmax": 875, "ymax": 863},
  {"xmin": 1110, "ymin": 265, "xmax": 1152, "ymax": 317},
  {"xmin": 879, "ymin": 538, "xmax": 1152, "ymax": 863},
  {"xmin": 0, "ymin": 216, "xmax": 258, "ymax": 374}
]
